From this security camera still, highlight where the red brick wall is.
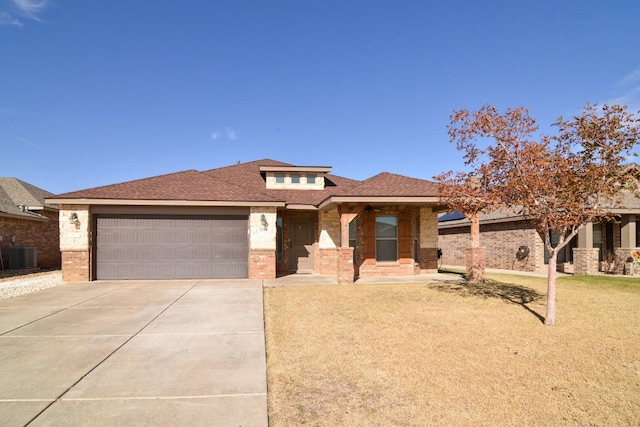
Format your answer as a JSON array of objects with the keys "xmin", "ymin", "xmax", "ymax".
[
  {"xmin": 316, "ymin": 248, "xmax": 338, "ymax": 274},
  {"xmin": 61, "ymin": 250, "xmax": 89, "ymax": 281},
  {"xmin": 0, "ymin": 210, "xmax": 60, "ymax": 269},
  {"xmin": 249, "ymin": 249, "xmax": 276, "ymax": 279},
  {"xmin": 419, "ymin": 247, "xmax": 439, "ymax": 272},
  {"xmin": 439, "ymin": 220, "xmax": 545, "ymax": 273},
  {"xmin": 358, "ymin": 260, "xmax": 416, "ymax": 276},
  {"xmin": 337, "ymin": 247, "xmax": 354, "ymax": 284}
]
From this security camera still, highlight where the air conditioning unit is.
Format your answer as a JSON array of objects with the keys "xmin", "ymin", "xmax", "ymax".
[{"xmin": 9, "ymin": 247, "xmax": 38, "ymax": 269}]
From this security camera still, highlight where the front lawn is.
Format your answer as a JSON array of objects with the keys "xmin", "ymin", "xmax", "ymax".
[{"xmin": 264, "ymin": 274, "xmax": 640, "ymax": 426}]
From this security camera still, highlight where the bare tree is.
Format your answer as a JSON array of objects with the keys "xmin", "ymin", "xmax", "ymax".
[{"xmin": 437, "ymin": 103, "xmax": 640, "ymax": 325}]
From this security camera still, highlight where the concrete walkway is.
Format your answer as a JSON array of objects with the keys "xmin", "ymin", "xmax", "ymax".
[{"xmin": 0, "ymin": 280, "xmax": 268, "ymax": 427}]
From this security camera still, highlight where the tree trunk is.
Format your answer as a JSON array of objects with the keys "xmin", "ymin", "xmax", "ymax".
[
  {"xmin": 466, "ymin": 213, "xmax": 485, "ymax": 283},
  {"xmin": 470, "ymin": 213, "xmax": 480, "ymax": 248},
  {"xmin": 545, "ymin": 255, "xmax": 557, "ymax": 326}
]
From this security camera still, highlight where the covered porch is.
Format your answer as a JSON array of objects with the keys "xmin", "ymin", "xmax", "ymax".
[
  {"xmin": 570, "ymin": 213, "xmax": 640, "ymax": 275},
  {"xmin": 275, "ymin": 200, "xmax": 445, "ymax": 284}
]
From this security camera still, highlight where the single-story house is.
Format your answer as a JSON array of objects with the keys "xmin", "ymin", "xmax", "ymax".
[
  {"xmin": 0, "ymin": 178, "xmax": 60, "ymax": 270},
  {"xmin": 46, "ymin": 159, "xmax": 446, "ymax": 283},
  {"xmin": 438, "ymin": 191, "xmax": 640, "ymax": 276}
]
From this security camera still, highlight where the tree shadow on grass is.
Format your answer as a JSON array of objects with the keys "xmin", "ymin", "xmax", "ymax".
[{"xmin": 429, "ymin": 279, "xmax": 546, "ymax": 324}]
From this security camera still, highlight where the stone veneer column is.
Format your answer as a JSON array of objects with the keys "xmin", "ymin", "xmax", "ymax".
[
  {"xmin": 572, "ymin": 248, "xmax": 600, "ymax": 275},
  {"xmin": 249, "ymin": 207, "xmax": 277, "ymax": 279},
  {"xmin": 419, "ymin": 207, "xmax": 439, "ymax": 272},
  {"xmin": 317, "ymin": 208, "xmax": 340, "ymax": 275},
  {"xmin": 337, "ymin": 247, "xmax": 354, "ymax": 285},
  {"xmin": 59, "ymin": 205, "xmax": 91, "ymax": 282}
]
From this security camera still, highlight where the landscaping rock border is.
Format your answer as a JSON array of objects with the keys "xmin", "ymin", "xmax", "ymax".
[{"xmin": 0, "ymin": 270, "xmax": 66, "ymax": 300}]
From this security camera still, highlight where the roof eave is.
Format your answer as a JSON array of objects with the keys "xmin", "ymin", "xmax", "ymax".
[
  {"xmin": 608, "ymin": 208, "xmax": 640, "ymax": 214},
  {"xmin": 318, "ymin": 196, "xmax": 446, "ymax": 211},
  {"xmin": 45, "ymin": 198, "xmax": 286, "ymax": 208},
  {"xmin": 0, "ymin": 211, "xmax": 48, "ymax": 222}
]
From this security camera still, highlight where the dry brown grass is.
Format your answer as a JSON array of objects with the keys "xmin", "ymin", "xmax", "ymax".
[{"xmin": 264, "ymin": 273, "xmax": 640, "ymax": 426}]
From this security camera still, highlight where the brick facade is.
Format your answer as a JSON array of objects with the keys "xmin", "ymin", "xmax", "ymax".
[
  {"xmin": 337, "ymin": 247, "xmax": 354, "ymax": 284},
  {"xmin": 358, "ymin": 261, "xmax": 417, "ymax": 276},
  {"xmin": 316, "ymin": 248, "xmax": 338, "ymax": 274},
  {"xmin": 419, "ymin": 247, "xmax": 439, "ymax": 272},
  {"xmin": 61, "ymin": 250, "xmax": 89, "ymax": 282},
  {"xmin": 249, "ymin": 249, "xmax": 276, "ymax": 279},
  {"xmin": 0, "ymin": 210, "xmax": 60, "ymax": 269},
  {"xmin": 439, "ymin": 220, "xmax": 546, "ymax": 273}
]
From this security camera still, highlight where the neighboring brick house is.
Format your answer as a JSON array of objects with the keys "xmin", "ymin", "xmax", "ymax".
[
  {"xmin": 0, "ymin": 178, "xmax": 60, "ymax": 270},
  {"xmin": 438, "ymin": 192, "xmax": 640, "ymax": 276},
  {"xmin": 46, "ymin": 159, "xmax": 446, "ymax": 283}
]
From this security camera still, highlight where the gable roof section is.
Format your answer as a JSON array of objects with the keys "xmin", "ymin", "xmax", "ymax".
[
  {"xmin": 342, "ymin": 172, "xmax": 439, "ymax": 197},
  {"xmin": 50, "ymin": 167, "xmax": 282, "ymax": 206},
  {"xmin": 0, "ymin": 178, "xmax": 56, "ymax": 220},
  {"xmin": 48, "ymin": 159, "xmax": 442, "ymax": 209},
  {"xmin": 319, "ymin": 172, "xmax": 444, "ymax": 210},
  {"xmin": 202, "ymin": 159, "xmax": 363, "ymax": 207}
]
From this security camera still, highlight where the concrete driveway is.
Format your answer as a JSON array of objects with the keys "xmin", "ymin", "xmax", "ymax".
[{"xmin": 0, "ymin": 280, "xmax": 268, "ymax": 426}]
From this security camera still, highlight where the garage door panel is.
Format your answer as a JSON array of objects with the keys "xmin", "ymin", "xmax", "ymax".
[{"xmin": 96, "ymin": 215, "xmax": 248, "ymax": 280}]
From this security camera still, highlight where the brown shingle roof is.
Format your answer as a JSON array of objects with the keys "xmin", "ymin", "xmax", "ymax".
[
  {"xmin": 53, "ymin": 168, "xmax": 278, "ymax": 202},
  {"xmin": 339, "ymin": 172, "xmax": 439, "ymax": 197},
  {"xmin": 50, "ymin": 159, "xmax": 439, "ymax": 206}
]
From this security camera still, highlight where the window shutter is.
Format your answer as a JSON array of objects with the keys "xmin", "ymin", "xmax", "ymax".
[
  {"xmin": 398, "ymin": 212, "xmax": 412, "ymax": 259},
  {"xmin": 363, "ymin": 213, "xmax": 375, "ymax": 261}
]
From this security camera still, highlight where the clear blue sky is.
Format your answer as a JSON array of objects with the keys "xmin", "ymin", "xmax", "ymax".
[{"xmin": 2, "ymin": 0, "xmax": 639, "ymax": 194}]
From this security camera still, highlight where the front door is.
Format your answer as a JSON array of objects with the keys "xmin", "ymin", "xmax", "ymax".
[{"xmin": 289, "ymin": 219, "xmax": 314, "ymax": 273}]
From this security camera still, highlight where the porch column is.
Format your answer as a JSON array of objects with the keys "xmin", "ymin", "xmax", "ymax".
[
  {"xmin": 573, "ymin": 222, "xmax": 599, "ymax": 275},
  {"xmin": 337, "ymin": 206, "xmax": 362, "ymax": 284},
  {"xmin": 60, "ymin": 205, "xmax": 91, "ymax": 282},
  {"xmin": 578, "ymin": 222, "xmax": 594, "ymax": 248},
  {"xmin": 616, "ymin": 214, "xmax": 638, "ymax": 275},
  {"xmin": 248, "ymin": 208, "xmax": 277, "ymax": 279},
  {"xmin": 419, "ymin": 207, "xmax": 439, "ymax": 272},
  {"xmin": 621, "ymin": 214, "xmax": 636, "ymax": 248}
]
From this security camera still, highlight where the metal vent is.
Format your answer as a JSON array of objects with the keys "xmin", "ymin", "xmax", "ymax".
[{"xmin": 9, "ymin": 247, "xmax": 38, "ymax": 269}]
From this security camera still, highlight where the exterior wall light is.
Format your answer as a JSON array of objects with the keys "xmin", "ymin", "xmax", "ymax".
[{"xmin": 69, "ymin": 212, "xmax": 81, "ymax": 229}]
